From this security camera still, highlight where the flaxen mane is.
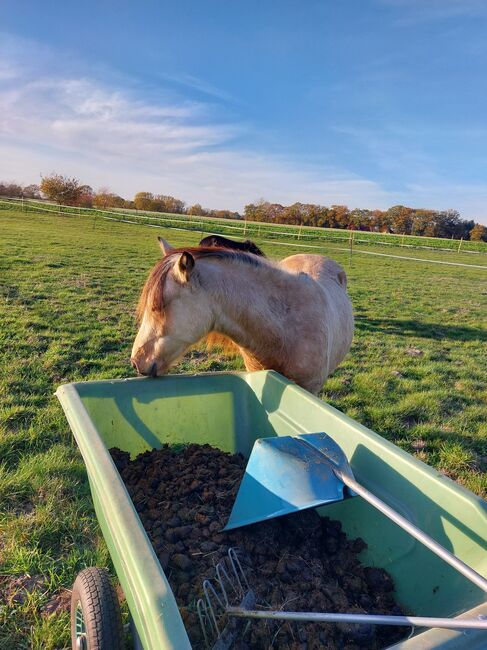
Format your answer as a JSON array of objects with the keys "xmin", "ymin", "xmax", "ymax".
[{"xmin": 136, "ymin": 247, "xmax": 263, "ymax": 324}]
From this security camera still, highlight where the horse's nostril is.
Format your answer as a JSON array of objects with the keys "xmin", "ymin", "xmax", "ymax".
[
  {"xmin": 131, "ymin": 358, "xmax": 138, "ymax": 372},
  {"xmin": 149, "ymin": 362, "xmax": 157, "ymax": 378}
]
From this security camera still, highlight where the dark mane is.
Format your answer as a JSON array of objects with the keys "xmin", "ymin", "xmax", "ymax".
[
  {"xmin": 137, "ymin": 246, "xmax": 263, "ymax": 321},
  {"xmin": 199, "ymin": 234, "xmax": 265, "ymax": 257}
]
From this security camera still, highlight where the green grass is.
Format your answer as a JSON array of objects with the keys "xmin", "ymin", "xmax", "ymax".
[{"xmin": 1, "ymin": 208, "xmax": 486, "ymax": 647}]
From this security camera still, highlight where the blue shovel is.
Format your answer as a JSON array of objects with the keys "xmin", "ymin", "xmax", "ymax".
[{"xmin": 224, "ymin": 433, "xmax": 487, "ymax": 595}]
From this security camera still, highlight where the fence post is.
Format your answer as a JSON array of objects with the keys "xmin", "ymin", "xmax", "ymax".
[
  {"xmin": 298, "ymin": 224, "xmax": 302, "ymax": 240},
  {"xmin": 457, "ymin": 237, "xmax": 463, "ymax": 253},
  {"xmin": 349, "ymin": 230, "xmax": 354, "ymax": 267}
]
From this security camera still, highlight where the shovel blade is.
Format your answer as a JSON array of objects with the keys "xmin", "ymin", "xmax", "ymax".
[{"xmin": 224, "ymin": 433, "xmax": 354, "ymax": 531}]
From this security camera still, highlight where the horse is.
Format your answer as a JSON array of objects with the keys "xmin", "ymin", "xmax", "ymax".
[
  {"xmin": 199, "ymin": 234, "xmax": 265, "ymax": 257},
  {"xmin": 131, "ymin": 238, "xmax": 354, "ymax": 394}
]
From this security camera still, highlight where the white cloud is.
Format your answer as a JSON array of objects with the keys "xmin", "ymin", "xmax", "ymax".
[
  {"xmin": 1, "ymin": 77, "xmax": 236, "ymax": 156},
  {"xmin": 157, "ymin": 71, "xmax": 238, "ymax": 104},
  {"xmin": 0, "ymin": 37, "xmax": 395, "ymax": 211}
]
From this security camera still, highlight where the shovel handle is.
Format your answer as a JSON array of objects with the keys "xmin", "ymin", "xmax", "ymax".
[
  {"xmin": 227, "ymin": 607, "xmax": 487, "ymax": 630},
  {"xmin": 336, "ymin": 470, "xmax": 487, "ymax": 594}
]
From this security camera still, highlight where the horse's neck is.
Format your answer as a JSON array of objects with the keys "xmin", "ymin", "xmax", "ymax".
[{"xmin": 206, "ymin": 261, "xmax": 292, "ymax": 362}]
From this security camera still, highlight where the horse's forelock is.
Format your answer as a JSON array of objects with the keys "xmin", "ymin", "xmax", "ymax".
[{"xmin": 136, "ymin": 254, "xmax": 173, "ymax": 322}]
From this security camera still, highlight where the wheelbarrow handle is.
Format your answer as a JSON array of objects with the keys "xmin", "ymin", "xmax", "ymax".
[{"xmin": 335, "ymin": 469, "xmax": 487, "ymax": 594}]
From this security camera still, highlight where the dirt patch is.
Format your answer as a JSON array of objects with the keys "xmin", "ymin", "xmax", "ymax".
[
  {"xmin": 405, "ymin": 347, "xmax": 423, "ymax": 357},
  {"xmin": 0, "ymin": 574, "xmax": 46, "ymax": 606},
  {"xmin": 42, "ymin": 589, "xmax": 71, "ymax": 616},
  {"xmin": 111, "ymin": 444, "xmax": 407, "ymax": 649}
]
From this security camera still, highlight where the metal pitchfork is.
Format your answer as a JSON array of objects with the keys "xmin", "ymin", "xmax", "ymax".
[{"xmin": 196, "ymin": 549, "xmax": 487, "ymax": 650}]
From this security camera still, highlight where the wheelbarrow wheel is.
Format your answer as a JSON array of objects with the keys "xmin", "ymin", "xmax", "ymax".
[{"xmin": 71, "ymin": 567, "xmax": 124, "ymax": 650}]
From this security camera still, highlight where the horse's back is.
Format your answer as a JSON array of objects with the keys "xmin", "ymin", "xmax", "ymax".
[{"xmin": 279, "ymin": 254, "xmax": 347, "ymax": 289}]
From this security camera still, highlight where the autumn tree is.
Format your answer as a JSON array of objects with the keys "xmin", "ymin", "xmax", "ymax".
[
  {"xmin": 281, "ymin": 203, "xmax": 304, "ymax": 225},
  {"xmin": 23, "ymin": 184, "xmax": 41, "ymax": 199},
  {"xmin": 153, "ymin": 195, "xmax": 185, "ymax": 214},
  {"xmin": 40, "ymin": 174, "xmax": 83, "ymax": 205},
  {"xmin": 349, "ymin": 208, "xmax": 373, "ymax": 230},
  {"xmin": 243, "ymin": 200, "xmax": 283, "ymax": 223},
  {"xmin": 0, "ymin": 182, "xmax": 39, "ymax": 198},
  {"xmin": 110, "ymin": 194, "xmax": 126, "ymax": 208},
  {"xmin": 186, "ymin": 203, "xmax": 205, "ymax": 216},
  {"xmin": 93, "ymin": 189, "xmax": 125, "ymax": 209},
  {"xmin": 329, "ymin": 205, "xmax": 350, "ymax": 229},
  {"xmin": 134, "ymin": 192, "xmax": 155, "ymax": 211},
  {"xmin": 212, "ymin": 209, "xmax": 240, "ymax": 219},
  {"xmin": 386, "ymin": 205, "xmax": 413, "ymax": 234},
  {"xmin": 77, "ymin": 185, "xmax": 94, "ymax": 208},
  {"xmin": 470, "ymin": 223, "xmax": 487, "ymax": 241},
  {"xmin": 422, "ymin": 213, "xmax": 443, "ymax": 238},
  {"xmin": 411, "ymin": 210, "xmax": 432, "ymax": 236},
  {"xmin": 93, "ymin": 188, "xmax": 112, "ymax": 209},
  {"xmin": 244, "ymin": 200, "xmax": 271, "ymax": 222},
  {"xmin": 0, "ymin": 182, "xmax": 23, "ymax": 197},
  {"xmin": 369, "ymin": 209, "xmax": 385, "ymax": 231}
]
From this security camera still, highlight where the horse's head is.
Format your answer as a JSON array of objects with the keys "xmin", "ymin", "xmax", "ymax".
[{"xmin": 131, "ymin": 238, "xmax": 213, "ymax": 376}]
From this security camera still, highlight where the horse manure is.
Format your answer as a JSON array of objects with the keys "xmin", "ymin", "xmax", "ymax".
[{"xmin": 110, "ymin": 444, "xmax": 407, "ymax": 649}]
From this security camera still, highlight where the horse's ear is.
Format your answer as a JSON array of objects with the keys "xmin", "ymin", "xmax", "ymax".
[
  {"xmin": 177, "ymin": 251, "xmax": 195, "ymax": 282},
  {"xmin": 158, "ymin": 237, "xmax": 173, "ymax": 256}
]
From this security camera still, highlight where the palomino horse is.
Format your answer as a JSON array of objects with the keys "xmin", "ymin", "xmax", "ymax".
[
  {"xmin": 199, "ymin": 234, "xmax": 265, "ymax": 257},
  {"xmin": 131, "ymin": 238, "xmax": 354, "ymax": 394}
]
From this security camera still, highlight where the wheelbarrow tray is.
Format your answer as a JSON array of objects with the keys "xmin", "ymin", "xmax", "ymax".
[{"xmin": 56, "ymin": 370, "xmax": 487, "ymax": 650}]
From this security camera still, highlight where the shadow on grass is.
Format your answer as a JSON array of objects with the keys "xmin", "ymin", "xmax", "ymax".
[{"xmin": 355, "ymin": 318, "xmax": 487, "ymax": 342}]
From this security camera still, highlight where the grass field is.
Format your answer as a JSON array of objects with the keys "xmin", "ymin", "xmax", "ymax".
[{"xmin": 1, "ymin": 207, "xmax": 486, "ymax": 648}]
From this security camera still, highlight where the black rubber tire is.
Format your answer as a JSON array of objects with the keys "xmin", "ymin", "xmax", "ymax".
[{"xmin": 71, "ymin": 567, "xmax": 124, "ymax": 650}]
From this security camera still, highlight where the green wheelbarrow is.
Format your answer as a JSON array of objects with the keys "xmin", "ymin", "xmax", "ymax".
[{"xmin": 56, "ymin": 370, "xmax": 487, "ymax": 649}]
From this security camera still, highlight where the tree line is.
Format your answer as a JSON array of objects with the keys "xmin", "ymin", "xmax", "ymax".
[
  {"xmin": 244, "ymin": 201, "xmax": 487, "ymax": 241},
  {"xmin": 0, "ymin": 175, "xmax": 240, "ymax": 220},
  {"xmin": 1, "ymin": 174, "xmax": 486, "ymax": 241}
]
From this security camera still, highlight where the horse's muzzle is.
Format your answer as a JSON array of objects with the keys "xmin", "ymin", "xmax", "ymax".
[{"xmin": 131, "ymin": 356, "xmax": 158, "ymax": 378}]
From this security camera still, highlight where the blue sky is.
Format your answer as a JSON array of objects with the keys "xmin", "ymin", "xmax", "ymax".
[{"xmin": 1, "ymin": 0, "xmax": 487, "ymax": 223}]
